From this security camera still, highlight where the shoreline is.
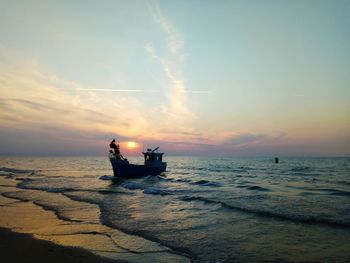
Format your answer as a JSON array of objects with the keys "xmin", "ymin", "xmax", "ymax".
[
  {"xmin": 0, "ymin": 175, "xmax": 191, "ymax": 263},
  {"xmin": 0, "ymin": 227, "xmax": 127, "ymax": 263}
]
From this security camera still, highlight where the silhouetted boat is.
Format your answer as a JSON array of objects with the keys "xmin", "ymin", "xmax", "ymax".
[{"xmin": 109, "ymin": 147, "xmax": 167, "ymax": 177}]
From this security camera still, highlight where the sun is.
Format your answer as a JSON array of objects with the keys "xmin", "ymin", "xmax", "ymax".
[{"xmin": 126, "ymin": 141, "xmax": 137, "ymax": 149}]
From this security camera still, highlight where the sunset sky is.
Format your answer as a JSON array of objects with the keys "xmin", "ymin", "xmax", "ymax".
[{"xmin": 0, "ymin": 0, "xmax": 349, "ymax": 156}]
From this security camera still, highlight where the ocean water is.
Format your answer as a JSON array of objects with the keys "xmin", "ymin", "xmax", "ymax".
[{"xmin": 0, "ymin": 156, "xmax": 350, "ymax": 262}]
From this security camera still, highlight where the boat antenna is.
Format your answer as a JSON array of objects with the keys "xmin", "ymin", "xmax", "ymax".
[{"xmin": 151, "ymin": 147, "xmax": 159, "ymax": 153}]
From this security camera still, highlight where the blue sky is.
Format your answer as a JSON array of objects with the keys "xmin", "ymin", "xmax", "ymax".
[{"xmin": 0, "ymin": 0, "xmax": 349, "ymax": 156}]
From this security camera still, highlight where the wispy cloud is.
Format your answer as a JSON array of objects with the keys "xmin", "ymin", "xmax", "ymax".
[
  {"xmin": 0, "ymin": 57, "xmax": 152, "ymax": 142},
  {"xmin": 225, "ymin": 133, "xmax": 267, "ymax": 146},
  {"xmin": 217, "ymin": 131, "xmax": 289, "ymax": 149},
  {"xmin": 145, "ymin": 2, "xmax": 197, "ymax": 137},
  {"xmin": 0, "ymin": 40, "xmax": 210, "ymax": 156},
  {"xmin": 148, "ymin": 2, "xmax": 184, "ymax": 54}
]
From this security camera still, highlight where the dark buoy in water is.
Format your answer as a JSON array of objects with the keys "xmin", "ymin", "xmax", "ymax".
[{"xmin": 275, "ymin": 157, "xmax": 279, "ymax": 163}]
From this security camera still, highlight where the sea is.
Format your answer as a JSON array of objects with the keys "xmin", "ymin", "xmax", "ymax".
[{"xmin": 0, "ymin": 156, "xmax": 349, "ymax": 262}]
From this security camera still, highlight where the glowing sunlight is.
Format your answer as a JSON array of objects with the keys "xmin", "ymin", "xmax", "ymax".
[{"xmin": 126, "ymin": 141, "xmax": 138, "ymax": 149}]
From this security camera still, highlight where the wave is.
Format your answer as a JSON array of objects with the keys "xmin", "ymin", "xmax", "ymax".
[
  {"xmin": 286, "ymin": 185, "xmax": 350, "ymax": 197},
  {"xmin": 179, "ymin": 195, "xmax": 350, "ymax": 227},
  {"xmin": 290, "ymin": 166, "xmax": 311, "ymax": 172},
  {"xmin": 15, "ymin": 177, "xmax": 27, "ymax": 181},
  {"xmin": 319, "ymin": 188, "xmax": 350, "ymax": 197},
  {"xmin": 192, "ymin": 180, "xmax": 222, "ymax": 187},
  {"xmin": 157, "ymin": 175, "xmax": 174, "ymax": 181},
  {"xmin": 17, "ymin": 179, "xmax": 76, "ymax": 193},
  {"xmin": 289, "ymin": 166, "xmax": 319, "ymax": 176},
  {"xmin": 97, "ymin": 189, "xmax": 132, "ymax": 195},
  {"xmin": 236, "ymin": 184, "xmax": 270, "ymax": 191},
  {"xmin": 121, "ymin": 182, "xmax": 145, "ymax": 190},
  {"xmin": 122, "ymin": 182, "xmax": 165, "ymax": 194},
  {"xmin": 99, "ymin": 215, "xmax": 194, "ymax": 259},
  {"xmin": 18, "ymin": 181, "xmax": 130, "ymax": 196},
  {"xmin": 337, "ymin": 181, "xmax": 350, "ymax": 186},
  {"xmin": 2, "ymin": 191, "xmax": 85, "ymax": 223},
  {"xmin": 176, "ymin": 178, "xmax": 192, "ymax": 183},
  {"xmin": 236, "ymin": 166, "xmax": 254, "ymax": 172},
  {"xmin": 185, "ymin": 166, "xmax": 206, "ymax": 171},
  {"xmin": 2, "ymin": 183, "xmax": 191, "ymax": 259},
  {"xmin": 120, "ymin": 181, "xmax": 179, "ymax": 196},
  {"xmin": 120, "ymin": 181, "xmax": 194, "ymax": 196},
  {"xmin": 60, "ymin": 191, "xmax": 133, "ymax": 225},
  {"xmin": 247, "ymin": 185, "xmax": 270, "ymax": 191},
  {"xmin": 0, "ymin": 167, "xmax": 34, "ymax": 175},
  {"xmin": 178, "ymin": 165, "xmax": 254, "ymax": 174},
  {"xmin": 143, "ymin": 187, "xmax": 171, "ymax": 195}
]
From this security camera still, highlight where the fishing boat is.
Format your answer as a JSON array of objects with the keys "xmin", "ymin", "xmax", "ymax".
[{"xmin": 109, "ymin": 147, "xmax": 167, "ymax": 177}]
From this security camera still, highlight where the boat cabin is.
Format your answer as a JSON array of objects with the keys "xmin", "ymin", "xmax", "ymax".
[{"xmin": 142, "ymin": 147, "xmax": 164, "ymax": 165}]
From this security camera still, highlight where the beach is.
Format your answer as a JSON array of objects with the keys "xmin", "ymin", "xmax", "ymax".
[
  {"xmin": 0, "ymin": 228, "xmax": 127, "ymax": 263},
  {"xmin": 1, "ymin": 156, "xmax": 350, "ymax": 262},
  {"xmin": 0, "ymin": 163, "xmax": 190, "ymax": 263},
  {"xmin": 0, "ymin": 193, "xmax": 128, "ymax": 263}
]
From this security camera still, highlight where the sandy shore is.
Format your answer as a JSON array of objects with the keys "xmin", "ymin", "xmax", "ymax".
[
  {"xmin": 0, "ymin": 176, "xmax": 190, "ymax": 263},
  {"xmin": 0, "ymin": 227, "xmax": 127, "ymax": 263}
]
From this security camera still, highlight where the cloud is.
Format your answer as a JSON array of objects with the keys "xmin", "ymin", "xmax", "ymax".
[
  {"xmin": 148, "ymin": 2, "xmax": 184, "ymax": 54},
  {"xmin": 225, "ymin": 133, "xmax": 267, "ymax": 146},
  {"xmin": 217, "ymin": 131, "xmax": 289, "ymax": 149},
  {"xmin": 0, "ymin": 98, "xmax": 112, "ymax": 129},
  {"xmin": 0, "ymin": 126, "xmax": 129, "ymax": 156},
  {"xmin": 0, "ymin": 44, "xmax": 203, "ymax": 156},
  {"xmin": 145, "ymin": 2, "xmax": 197, "ymax": 136},
  {"xmin": 0, "ymin": 57, "xmax": 153, "ymax": 143}
]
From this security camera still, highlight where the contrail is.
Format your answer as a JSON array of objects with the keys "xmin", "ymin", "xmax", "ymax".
[
  {"xmin": 78, "ymin": 88, "xmax": 212, "ymax": 94},
  {"xmin": 185, "ymin": 90, "xmax": 212, "ymax": 94},
  {"xmin": 77, "ymin": 88, "xmax": 157, "ymax": 92}
]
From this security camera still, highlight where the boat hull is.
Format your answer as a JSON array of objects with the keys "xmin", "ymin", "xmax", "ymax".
[{"xmin": 110, "ymin": 158, "xmax": 166, "ymax": 178}]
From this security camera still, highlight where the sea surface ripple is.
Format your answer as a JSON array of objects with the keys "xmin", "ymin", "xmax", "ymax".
[{"xmin": 1, "ymin": 156, "xmax": 350, "ymax": 262}]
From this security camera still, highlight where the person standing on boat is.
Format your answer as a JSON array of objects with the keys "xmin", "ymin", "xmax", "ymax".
[
  {"xmin": 109, "ymin": 139, "xmax": 126, "ymax": 161},
  {"xmin": 109, "ymin": 139, "xmax": 118, "ymax": 156},
  {"xmin": 109, "ymin": 139, "xmax": 117, "ymax": 150}
]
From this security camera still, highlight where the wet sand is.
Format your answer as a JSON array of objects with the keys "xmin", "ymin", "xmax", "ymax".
[
  {"xmin": 0, "ymin": 177, "xmax": 190, "ymax": 263},
  {"xmin": 0, "ymin": 187, "xmax": 127, "ymax": 263},
  {"xmin": 0, "ymin": 227, "xmax": 127, "ymax": 263}
]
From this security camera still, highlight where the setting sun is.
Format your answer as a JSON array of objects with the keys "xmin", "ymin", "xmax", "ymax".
[{"xmin": 126, "ymin": 141, "xmax": 137, "ymax": 149}]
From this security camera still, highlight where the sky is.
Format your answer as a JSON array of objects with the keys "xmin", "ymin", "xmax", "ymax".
[{"xmin": 0, "ymin": 0, "xmax": 349, "ymax": 156}]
